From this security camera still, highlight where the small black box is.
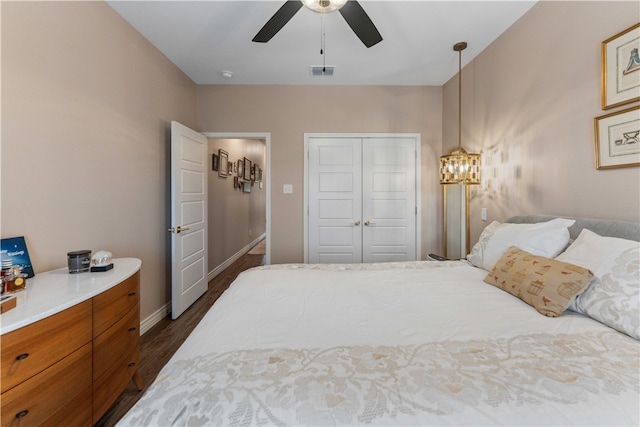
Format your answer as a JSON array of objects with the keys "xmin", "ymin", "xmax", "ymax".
[{"xmin": 91, "ymin": 263, "xmax": 114, "ymax": 272}]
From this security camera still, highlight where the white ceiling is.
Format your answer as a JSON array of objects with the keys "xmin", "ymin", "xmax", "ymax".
[{"xmin": 107, "ymin": 0, "xmax": 537, "ymax": 86}]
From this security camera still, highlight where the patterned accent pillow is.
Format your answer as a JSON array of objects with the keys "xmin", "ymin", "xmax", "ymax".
[
  {"xmin": 557, "ymin": 229, "xmax": 639, "ymax": 339},
  {"xmin": 468, "ymin": 218, "xmax": 575, "ymax": 271},
  {"xmin": 484, "ymin": 247, "xmax": 593, "ymax": 317}
]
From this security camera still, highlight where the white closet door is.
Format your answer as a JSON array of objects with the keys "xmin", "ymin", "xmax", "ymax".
[
  {"xmin": 362, "ymin": 138, "xmax": 416, "ymax": 263},
  {"xmin": 308, "ymin": 138, "xmax": 362, "ymax": 263},
  {"xmin": 307, "ymin": 136, "xmax": 417, "ymax": 264}
]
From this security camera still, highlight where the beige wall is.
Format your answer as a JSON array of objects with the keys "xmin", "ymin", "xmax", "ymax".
[
  {"xmin": 197, "ymin": 85, "xmax": 443, "ymax": 263},
  {"xmin": 1, "ymin": 2, "xmax": 197, "ymax": 322},
  {"xmin": 442, "ymin": 1, "xmax": 640, "ymax": 247},
  {"xmin": 207, "ymin": 138, "xmax": 266, "ymax": 270}
]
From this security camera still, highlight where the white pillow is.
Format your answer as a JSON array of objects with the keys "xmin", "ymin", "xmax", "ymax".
[
  {"xmin": 467, "ymin": 221, "xmax": 500, "ymax": 268},
  {"xmin": 467, "ymin": 218, "xmax": 575, "ymax": 271},
  {"xmin": 557, "ymin": 229, "xmax": 639, "ymax": 339}
]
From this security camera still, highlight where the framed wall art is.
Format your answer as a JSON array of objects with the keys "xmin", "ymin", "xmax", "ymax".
[
  {"xmin": 218, "ymin": 149, "xmax": 229, "ymax": 177},
  {"xmin": 594, "ymin": 105, "xmax": 640, "ymax": 169},
  {"xmin": 237, "ymin": 159, "xmax": 244, "ymax": 178},
  {"xmin": 602, "ymin": 23, "xmax": 640, "ymax": 110},
  {"xmin": 212, "ymin": 153, "xmax": 219, "ymax": 171},
  {"xmin": 243, "ymin": 157, "xmax": 252, "ymax": 181}
]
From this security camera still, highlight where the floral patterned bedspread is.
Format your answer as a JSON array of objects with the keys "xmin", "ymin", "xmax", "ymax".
[{"xmin": 118, "ymin": 262, "xmax": 640, "ymax": 426}]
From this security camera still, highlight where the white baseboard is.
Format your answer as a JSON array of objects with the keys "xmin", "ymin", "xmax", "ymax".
[
  {"xmin": 206, "ymin": 233, "xmax": 265, "ymax": 282},
  {"xmin": 140, "ymin": 234, "xmax": 266, "ymax": 335},
  {"xmin": 140, "ymin": 303, "xmax": 170, "ymax": 335}
]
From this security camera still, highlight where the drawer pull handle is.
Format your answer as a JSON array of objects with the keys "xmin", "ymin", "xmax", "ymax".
[
  {"xmin": 128, "ymin": 327, "xmax": 137, "ymax": 332},
  {"xmin": 15, "ymin": 353, "xmax": 29, "ymax": 361},
  {"xmin": 128, "ymin": 362, "xmax": 136, "ymax": 368},
  {"xmin": 128, "ymin": 292, "xmax": 136, "ymax": 297},
  {"xmin": 15, "ymin": 410, "xmax": 29, "ymax": 419}
]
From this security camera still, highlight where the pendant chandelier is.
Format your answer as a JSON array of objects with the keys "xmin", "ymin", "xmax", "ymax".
[{"xmin": 440, "ymin": 42, "xmax": 481, "ymax": 185}]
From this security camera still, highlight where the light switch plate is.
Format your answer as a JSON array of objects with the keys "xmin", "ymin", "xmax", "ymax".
[{"xmin": 283, "ymin": 184, "xmax": 293, "ymax": 194}]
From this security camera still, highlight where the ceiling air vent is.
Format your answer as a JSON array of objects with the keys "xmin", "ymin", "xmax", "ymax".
[{"xmin": 310, "ymin": 66, "xmax": 335, "ymax": 76}]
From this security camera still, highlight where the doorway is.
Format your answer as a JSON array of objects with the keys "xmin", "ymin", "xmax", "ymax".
[
  {"xmin": 304, "ymin": 133, "xmax": 421, "ymax": 263},
  {"xmin": 169, "ymin": 125, "xmax": 270, "ymax": 319},
  {"xmin": 204, "ymin": 132, "xmax": 270, "ymax": 271}
]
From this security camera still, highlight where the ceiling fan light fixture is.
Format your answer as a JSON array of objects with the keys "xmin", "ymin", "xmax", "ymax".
[{"xmin": 301, "ymin": 0, "xmax": 348, "ymax": 13}]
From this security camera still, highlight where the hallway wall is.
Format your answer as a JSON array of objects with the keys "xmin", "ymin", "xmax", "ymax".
[{"xmin": 207, "ymin": 138, "xmax": 266, "ymax": 274}]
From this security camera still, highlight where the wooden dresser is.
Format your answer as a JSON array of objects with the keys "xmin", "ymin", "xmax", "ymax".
[{"xmin": 0, "ymin": 258, "xmax": 142, "ymax": 426}]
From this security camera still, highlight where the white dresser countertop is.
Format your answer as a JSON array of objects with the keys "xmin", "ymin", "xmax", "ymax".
[{"xmin": 0, "ymin": 258, "xmax": 141, "ymax": 335}]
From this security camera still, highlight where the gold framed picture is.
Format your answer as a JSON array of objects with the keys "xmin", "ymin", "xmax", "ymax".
[
  {"xmin": 218, "ymin": 149, "xmax": 229, "ymax": 177},
  {"xmin": 594, "ymin": 105, "xmax": 640, "ymax": 169},
  {"xmin": 602, "ymin": 23, "xmax": 640, "ymax": 110}
]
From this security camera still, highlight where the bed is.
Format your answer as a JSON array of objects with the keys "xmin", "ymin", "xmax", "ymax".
[{"xmin": 118, "ymin": 215, "xmax": 640, "ymax": 426}]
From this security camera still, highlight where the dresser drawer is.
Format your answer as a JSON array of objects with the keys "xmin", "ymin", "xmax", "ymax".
[
  {"xmin": 93, "ymin": 271, "xmax": 139, "ymax": 337},
  {"xmin": 93, "ymin": 343, "xmax": 140, "ymax": 423},
  {"xmin": 93, "ymin": 302, "xmax": 140, "ymax": 380},
  {"xmin": 0, "ymin": 300, "xmax": 92, "ymax": 393},
  {"xmin": 1, "ymin": 342, "xmax": 92, "ymax": 427}
]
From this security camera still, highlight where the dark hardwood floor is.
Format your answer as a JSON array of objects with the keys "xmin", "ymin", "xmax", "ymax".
[{"xmin": 95, "ymin": 251, "xmax": 266, "ymax": 426}]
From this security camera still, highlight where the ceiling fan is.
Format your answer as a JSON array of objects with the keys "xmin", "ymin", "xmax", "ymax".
[{"xmin": 252, "ymin": 0, "xmax": 383, "ymax": 48}]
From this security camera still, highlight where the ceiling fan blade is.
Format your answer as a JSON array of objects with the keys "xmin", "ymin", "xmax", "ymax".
[
  {"xmin": 252, "ymin": 1, "xmax": 304, "ymax": 43},
  {"xmin": 339, "ymin": 1, "xmax": 382, "ymax": 48}
]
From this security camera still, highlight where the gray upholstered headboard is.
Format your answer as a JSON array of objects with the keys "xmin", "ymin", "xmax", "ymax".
[{"xmin": 506, "ymin": 215, "xmax": 640, "ymax": 242}]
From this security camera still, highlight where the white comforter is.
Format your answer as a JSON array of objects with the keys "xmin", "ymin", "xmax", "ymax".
[{"xmin": 119, "ymin": 261, "xmax": 640, "ymax": 426}]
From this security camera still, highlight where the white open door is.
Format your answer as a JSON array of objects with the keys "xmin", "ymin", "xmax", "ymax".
[{"xmin": 170, "ymin": 121, "xmax": 208, "ymax": 319}]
